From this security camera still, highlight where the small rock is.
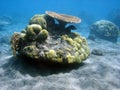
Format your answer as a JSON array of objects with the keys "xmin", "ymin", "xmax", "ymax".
[{"xmin": 91, "ymin": 49, "xmax": 104, "ymax": 56}]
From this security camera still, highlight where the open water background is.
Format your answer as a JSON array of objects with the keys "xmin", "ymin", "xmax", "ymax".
[{"xmin": 0, "ymin": 0, "xmax": 120, "ymax": 90}]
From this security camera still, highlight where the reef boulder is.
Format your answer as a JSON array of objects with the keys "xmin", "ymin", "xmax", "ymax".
[
  {"xmin": 88, "ymin": 20, "xmax": 119, "ymax": 42},
  {"xmin": 11, "ymin": 11, "xmax": 90, "ymax": 64}
]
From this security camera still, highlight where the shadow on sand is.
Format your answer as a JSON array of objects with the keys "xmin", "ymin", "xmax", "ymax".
[{"xmin": 1, "ymin": 56, "xmax": 85, "ymax": 77}]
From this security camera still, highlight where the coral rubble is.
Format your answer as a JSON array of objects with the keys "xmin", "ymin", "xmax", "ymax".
[{"xmin": 11, "ymin": 11, "xmax": 90, "ymax": 64}]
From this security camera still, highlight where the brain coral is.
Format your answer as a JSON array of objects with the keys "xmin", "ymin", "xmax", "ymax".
[{"xmin": 89, "ymin": 20, "xmax": 119, "ymax": 42}]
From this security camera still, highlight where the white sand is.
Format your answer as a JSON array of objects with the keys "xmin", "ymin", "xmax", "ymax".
[{"xmin": 0, "ymin": 22, "xmax": 120, "ymax": 90}]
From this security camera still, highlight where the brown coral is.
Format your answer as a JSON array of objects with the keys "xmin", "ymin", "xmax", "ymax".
[
  {"xmin": 46, "ymin": 11, "xmax": 81, "ymax": 23},
  {"xmin": 45, "ymin": 11, "xmax": 81, "ymax": 33}
]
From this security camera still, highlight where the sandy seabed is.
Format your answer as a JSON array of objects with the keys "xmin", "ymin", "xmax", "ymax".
[{"xmin": 0, "ymin": 22, "xmax": 120, "ymax": 90}]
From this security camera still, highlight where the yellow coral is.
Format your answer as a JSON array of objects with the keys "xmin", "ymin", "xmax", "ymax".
[
  {"xmin": 37, "ymin": 29, "xmax": 48, "ymax": 42},
  {"xmin": 82, "ymin": 37, "xmax": 88, "ymax": 45},
  {"xmin": 11, "ymin": 32, "xmax": 22, "ymax": 56},
  {"xmin": 10, "ymin": 13, "xmax": 90, "ymax": 64},
  {"xmin": 23, "ymin": 45, "xmax": 39, "ymax": 59},
  {"xmin": 79, "ymin": 54, "xmax": 85, "ymax": 61},
  {"xmin": 74, "ymin": 52, "xmax": 81, "ymax": 63},
  {"xmin": 61, "ymin": 35, "xmax": 74, "ymax": 46},
  {"xmin": 56, "ymin": 58, "xmax": 63, "ymax": 63},
  {"xmin": 66, "ymin": 53, "xmax": 74, "ymax": 63},
  {"xmin": 74, "ymin": 37, "xmax": 82, "ymax": 43},
  {"xmin": 29, "ymin": 14, "xmax": 47, "ymax": 29},
  {"xmin": 65, "ymin": 48, "xmax": 71, "ymax": 52},
  {"xmin": 26, "ymin": 24, "xmax": 42, "ymax": 40},
  {"xmin": 66, "ymin": 38, "xmax": 74, "ymax": 45},
  {"xmin": 61, "ymin": 35, "xmax": 68, "ymax": 40},
  {"xmin": 84, "ymin": 46, "xmax": 90, "ymax": 55},
  {"xmin": 46, "ymin": 50, "xmax": 57, "ymax": 59},
  {"xmin": 26, "ymin": 24, "xmax": 42, "ymax": 35}
]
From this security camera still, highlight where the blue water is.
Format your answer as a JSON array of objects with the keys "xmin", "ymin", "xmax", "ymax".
[
  {"xmin": 1, "ymin": 0, "xmax": 120, "ymax": 19},
  {"xmin": 0, "ymin": 0, "xmax": 120, "ymax": 90}
]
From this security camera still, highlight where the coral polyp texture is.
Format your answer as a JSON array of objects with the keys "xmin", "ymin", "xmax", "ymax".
[
  {"xmin": 88, "ymin": 20, "xmax": 119, "ymax": 42},
  {"xmin": 11, "ymin": 11, "xmax": 90, "ymax": 64}
]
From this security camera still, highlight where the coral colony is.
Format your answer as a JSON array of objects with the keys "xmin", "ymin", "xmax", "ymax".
[{"xmin": 11, "ymin": 11, "xmax": 90, "ymax": 64}]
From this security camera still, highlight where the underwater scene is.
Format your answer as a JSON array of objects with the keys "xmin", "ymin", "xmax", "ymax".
[{"xmin": 0, "ymin": 0, "xmax": 120, "ymax": 90}]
